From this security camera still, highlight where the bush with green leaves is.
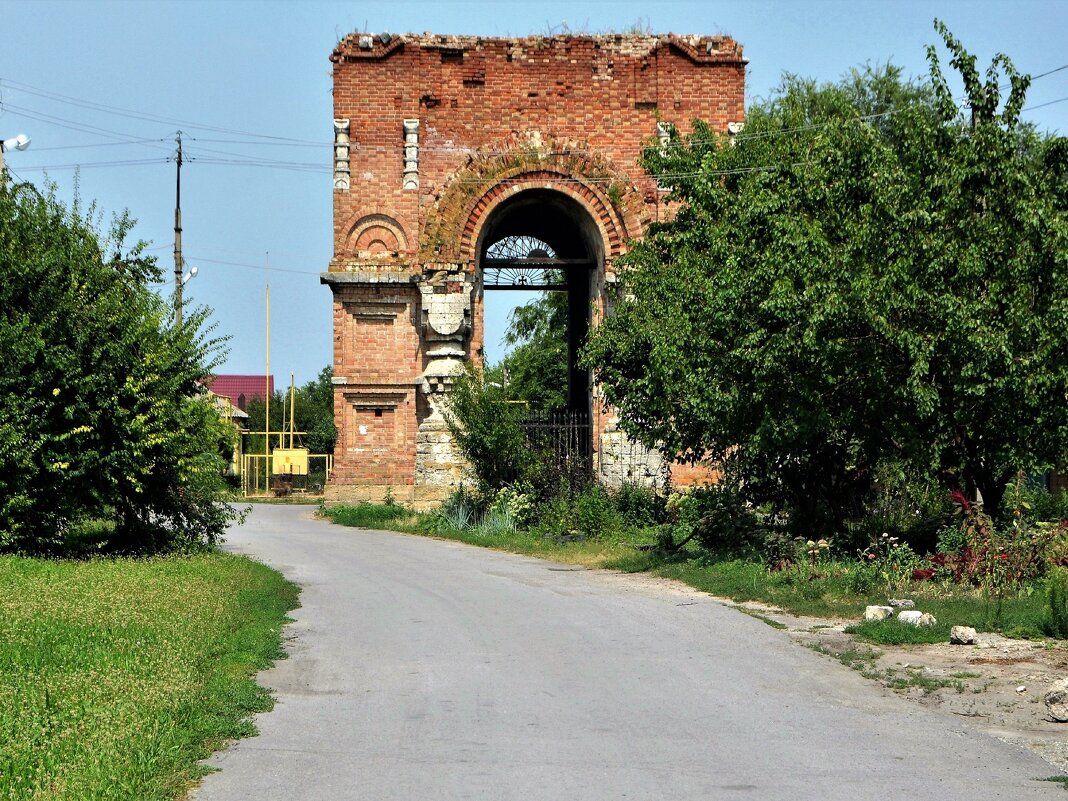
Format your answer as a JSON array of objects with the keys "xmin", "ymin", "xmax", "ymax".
[
  {"xmin": 669, "ymin": 483, "xmax": 763, "ymax": 555},
  {"xmin": 998, "ymin": 477, "xmax": 1068, "ymax": 527},
  {"xmin": 1046, "ymin": 567, "xmax": 1068, "ymax": 639},
  {"xmin": 492, "ymin": 484, "xmax": 536, "ymax": 529},
  {"xmin": 860, "ymin": 532, "xmax": 923, "ymax": 595},
  {"xmin": 443, "ymin": 365, "xmax": 532, "ymax": 493},
  {"xmin": 531, "ymin": 483, "xmax": 624, "ymax": 541},
  {"xmin": 584, "ymin": 23, "xmax": 1068, "ymax": 535},
  {"xmin": 0, "ymin": 180, "xmax": 236, "ymax": 553},
  {"xmin": 611, "ymin": 481, "xmax": 666, "ymax": 529},
  {"xmin": 846, "ymin": 460, "xmax": 952, "ymax": 554}
]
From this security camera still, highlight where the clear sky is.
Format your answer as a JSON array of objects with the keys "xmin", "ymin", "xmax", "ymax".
[{"xmin": 2, "ymin": 0, "xmax": 1066, "ymax": 385}]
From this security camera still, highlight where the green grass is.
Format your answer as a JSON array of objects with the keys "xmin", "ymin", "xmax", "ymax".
[
  {"xmin": 1041, "ymin": 775, "xmax": 1068, "ymax": 790},
  {"xmin": 322, "ymin": 502, "xmax": 420, "ymax": 529},
  {"xmin": 322, "ymin": 504, "xmax": 645, "ymax": 568},
  {"xmin": 0, "ymin": 553, "xmax": 299, "ymax": 801}
]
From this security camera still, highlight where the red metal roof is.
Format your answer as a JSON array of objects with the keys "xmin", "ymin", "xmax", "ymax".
[{"xmin": 206, "ymin": 375, "xmax": 274, "ymax": 410}]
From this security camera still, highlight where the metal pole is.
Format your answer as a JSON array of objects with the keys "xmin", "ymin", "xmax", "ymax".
[
  {"xmin": 289, "ymin": 371, "xmax": 296, "ymax": 449},
  {"xmin": 173, "ymin": 131, "xmax": 184, "ymax": 328},
  {"xmin": 265, "ymin": 283, "xmax": 271, "ymax": 468}
]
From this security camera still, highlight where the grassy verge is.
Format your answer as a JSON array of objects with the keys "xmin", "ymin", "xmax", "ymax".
[
  {"xmin": 0, "ymin": 552, "xmax": 299, "ymax": 801},
  {"xmin": 320, "ymin": 503, "xmax": 645, "ymax": 568},
  {"xmin": 323, "ymin": 502, "xmax": 1051, "ymax": 641}
]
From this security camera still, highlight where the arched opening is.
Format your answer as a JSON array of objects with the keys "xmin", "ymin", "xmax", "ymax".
[{"xmin": 475, "ymin": 188, "xmax": 602, "ymax": 418}]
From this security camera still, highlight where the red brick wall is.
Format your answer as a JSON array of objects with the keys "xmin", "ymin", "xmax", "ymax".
[
  {"xmin": 326, "ymin": 33, "xmax": 746, "ymax": 497},
  {"xmin": 330, "ymin": 33, "xmax": 745, "ymax": 265}
]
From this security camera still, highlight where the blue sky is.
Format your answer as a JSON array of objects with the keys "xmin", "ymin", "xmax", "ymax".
[{"xmin": 2, "ymin": 0, "xmax": 1066, "ymax": 385}]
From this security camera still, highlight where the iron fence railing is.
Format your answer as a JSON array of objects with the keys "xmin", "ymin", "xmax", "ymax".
[{"xmin": 520, "ymin": 409, "xmax": 593, "ymax": 493}]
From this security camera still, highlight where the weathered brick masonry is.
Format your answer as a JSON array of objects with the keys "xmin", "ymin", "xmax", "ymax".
[{"xmin": 322, "ymin": 32, "xmax": 745, "ymax": 506}]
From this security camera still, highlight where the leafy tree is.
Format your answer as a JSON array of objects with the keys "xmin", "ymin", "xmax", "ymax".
[
  {"xmin": 443, "ymin": 364, "xmax": 531, "ymax": 492},
  {"xmin": 0, "ymin": 179, "xmax": 235, "ymax": 553},
  {"xmin": 584, "ymin": 23, "xmax": 1068, "ymax": 535},
  {"xmin": 498, "ymin": 289, "xmax": 568, "ymax": 412}
]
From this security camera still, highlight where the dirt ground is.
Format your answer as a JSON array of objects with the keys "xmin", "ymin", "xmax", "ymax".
[{"xmin": 593, "ymin": 569, "xmax": 1068, "ymax": 774}]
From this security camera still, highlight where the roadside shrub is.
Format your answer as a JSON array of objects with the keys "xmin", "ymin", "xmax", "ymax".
[
  {"xmin": 860, "ymin": 532, "xmax": 923, "ymax": 595},
  {"xmin": 0, "ymin": 182, "xmax": 235, "ymax": 554},
  {"xmin": 761, "ymin": 531, "xmax": 804, "ymax": 570},
  {"xmin": 475, "ymin": 505, "xmax": 516, "ymax": 537},
  {"xmin": 531, "ymin": 483, "xmax": 623, "ymax": 540},
  {"xmin": 845, "ymin": 460, "xmax": 950, "ymax": 554},
  {"xmin": 327, "ymin": 501, "xmax": 412, "ymax": 529},
  {"xmin": 612, "ymin": 482, "xmax": 665, "ymax": 528},
  {"xmin": 938, "ymin": 486, "xmax": 1060, "ymax": 588},
  {"xmin": 443, "ymin": 365, "xmax": 531, "ymax": 492},
  {"xmin": 574, "ymin": 484, "xmax": 622, "ymax": 538},
  {"xmin": 674, "ymin": 483, "xmax": 762, "ymax": 555},
  {"xmin": 428, "ymin": 486, "xmax": 484, "ymax": 533},
  {"xmin": 492, "ymin": 484, "xmax": 536, "ymax": 529},
  {"xmin": 1046, "ymin": 567, "xmax": 1068, "ymax": 639}
]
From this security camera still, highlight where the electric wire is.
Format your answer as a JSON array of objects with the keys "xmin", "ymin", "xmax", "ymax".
[
  {"xmin": 0, "ymin": 79, "xmax": 324, "ymax": 144},
  {"xmin": 1023, "ymin": 95, "xmax": 1068, "ymax": 112},
  {"xmin": 184, "ymin": 254, "xmax": 323, "ymax": 276},
  {"xmin": 13, "ymin": 157, "xmax": 169, "ymax": 172},
  {"xmin": 3, "ymin": 58, "xmax": 1064, "ymax": 180},
  {"xmin": 27, "ymin": 137, "xmax": 167, "ymax": 151}
]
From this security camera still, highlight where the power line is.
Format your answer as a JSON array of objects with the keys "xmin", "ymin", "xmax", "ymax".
[
  {"xmin": 184, "ymin": 254, "xmax": 322, "ymax": 276},
  {"xmin": 27, "ymin": 137, "xmax": 167, "ymax": 152},
  {"xmin": 0, "ymin": 78, "xmax": 324, "ymax": 144},
  {"xmin": 1022, "ymin": 95, "xmax": 1068, "ymax": 112},
  {"xmin": 1, "ymin": 101, "xmax": 173, "ymax": 145},
  {"xmin": 191, "ymin": 157, "xmax": 329, "ymax": 173},
  {"xmin": 13, "ymin": 158, "xmax": 169, "ymax": 172},
  {"xmin": 1028, "ymin": 63, "xmax": 1068, "ymax": 82},
  {"xmin": 191, "ymin": 137, "xmax": 329, "ymax": 149}
]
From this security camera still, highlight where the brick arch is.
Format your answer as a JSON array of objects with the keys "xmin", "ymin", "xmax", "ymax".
[
  {"xmin": 420, "ymin": 148, "xmax": 647, "ymax": 265},
  {"xmin": 340, "ymin": 212, "xmax": 409, "ymax": 258},
  {"xmin": 461, "ymin": 171, "xmax": 623, "ymax": 264}
]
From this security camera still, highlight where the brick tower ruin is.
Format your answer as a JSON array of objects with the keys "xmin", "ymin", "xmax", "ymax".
[{"xmin": 322, "ymin": 31, "xmax": 745, "ymax": 507}]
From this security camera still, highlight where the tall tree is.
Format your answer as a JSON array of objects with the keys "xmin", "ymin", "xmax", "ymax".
[
  {"xmin": 584, "ymin": 23, "xmax": 1068, "ymax": 534},
  {"xmin": 0, "ymin": 179, "xmax": 235, "ymax": 552},
  {"xmin": 498, "ymin": 289, "xmax": 569, "ymax": 412}
]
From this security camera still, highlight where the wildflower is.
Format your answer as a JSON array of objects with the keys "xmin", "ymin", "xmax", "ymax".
[{"xmin": 949, "ymin": 489, "xmax": 972, "ymax": 513}]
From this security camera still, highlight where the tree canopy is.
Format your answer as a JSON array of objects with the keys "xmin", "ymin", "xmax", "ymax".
[
  {"xmin": 584, "ymin": 22, "xmax": 1068, "ymax": 535},
  {"xmin": 497, "ymin": 288, "xmax": 569, "ymax": 412},
  {"xmin": 0, "ymin": 179, "xmax": 236, "ymax": 553}
]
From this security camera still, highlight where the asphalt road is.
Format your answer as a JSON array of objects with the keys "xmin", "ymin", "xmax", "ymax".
[{"xmin": 192, "ymin": 504, "xmax": 1064, "ymax": 800}]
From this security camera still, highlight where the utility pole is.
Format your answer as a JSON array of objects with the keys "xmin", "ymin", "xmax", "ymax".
[{"xmin": 173, "ymin": 131, "xmax": 184, "ymax": 328}]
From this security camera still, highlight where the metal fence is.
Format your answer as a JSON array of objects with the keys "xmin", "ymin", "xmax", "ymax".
[
  {"xmin": 520, "ymin": 409, "xmax": 593, "ymax": 493},
  {"xmin": 241, "ymin": 453, "xmax": 333, "ymax": 497}
]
